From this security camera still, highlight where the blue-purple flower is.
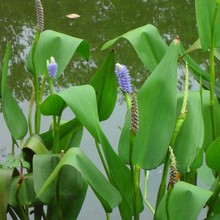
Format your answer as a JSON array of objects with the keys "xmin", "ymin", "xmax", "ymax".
[
  {"xmin": 47, "ymin": 57, "xmax": 58, "ymax": 79},
  {"xmin": 115, "ymin": 63, "xmax": 133, "ymax": 93}
]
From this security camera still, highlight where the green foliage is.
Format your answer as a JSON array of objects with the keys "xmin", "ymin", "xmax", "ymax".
[{"xmin": 2, "ymin": 0, "xmax": 220, "ymax": 219}]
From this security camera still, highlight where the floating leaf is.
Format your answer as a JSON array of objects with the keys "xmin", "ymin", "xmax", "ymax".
[{"xmin": 65, "ymin": 13, "xmax": 80, "ymax": 19}]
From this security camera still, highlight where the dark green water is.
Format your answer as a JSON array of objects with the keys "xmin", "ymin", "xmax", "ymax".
[
  {"xmin": 0, "ymin": 1, "xmax": 206, "ymax": 219},
  {"xmin": 0, "ymin": 0, "xmax": 198, "ymax": 101}
]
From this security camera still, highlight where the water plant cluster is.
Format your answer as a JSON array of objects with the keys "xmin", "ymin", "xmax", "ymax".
[{"xmin": 1, "ymin": 0, "xmax": 220, "ymax": 219}]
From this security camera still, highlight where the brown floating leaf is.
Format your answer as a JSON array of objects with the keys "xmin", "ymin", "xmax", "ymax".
[{"xmin": 65, "ymin": 13, "xmax": 80, "ymax": 19}]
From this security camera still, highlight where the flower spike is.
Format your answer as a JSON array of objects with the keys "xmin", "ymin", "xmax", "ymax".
[
  {"xmin": 115, "ymin": 63, "xmax": 133, "ymax": 94},
  {"xmin": 47, "ymin": 57, "xmax": 58, "ymax": 79}
]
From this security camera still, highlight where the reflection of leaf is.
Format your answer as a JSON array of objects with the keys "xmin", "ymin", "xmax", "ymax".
[{"xmin": 65, "ymin": 13, "xmax": 80, "ymax": 18}]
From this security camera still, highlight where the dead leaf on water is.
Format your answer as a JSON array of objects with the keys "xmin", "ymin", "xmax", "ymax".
[{"xmin": 65, "ymin": 13, "xmax": 80, "ymax": 19}]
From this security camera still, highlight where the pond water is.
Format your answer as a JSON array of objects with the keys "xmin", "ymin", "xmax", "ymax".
[{"xmin": 0, "ymin": 0, "xmax": 205, "ymax": 219}]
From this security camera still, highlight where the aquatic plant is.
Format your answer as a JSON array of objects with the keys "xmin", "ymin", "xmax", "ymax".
[{"xmin": 1, "ymin": 0, "xmax": 220, "ymax": 220}]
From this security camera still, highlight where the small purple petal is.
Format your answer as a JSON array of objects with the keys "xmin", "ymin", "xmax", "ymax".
[{"xmin": 115, "ymin": 63, "xmax": 133, "ymax": 93}]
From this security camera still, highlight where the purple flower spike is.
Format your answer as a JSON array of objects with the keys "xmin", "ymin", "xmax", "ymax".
[
  {"xmin": 47, "ymin": 57, "xmax": 58, "ymax": 79},
  {"xmin": 115, "ymin": 63, "xmax": 133, "ymax": 93}
]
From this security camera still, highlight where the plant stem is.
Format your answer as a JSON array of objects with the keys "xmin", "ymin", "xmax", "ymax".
[
  {"xmin": 32, "ymin": 29, "xmax": 41, "ymax": 134},
  {"xmin": 28, "ymin": 79, "xmax": 35, "ymax": 136},
  {"xmin": 129, "ymin": 132, "xmax": 140, "ymax": 220},
  {"xmin": 209, "ymin": 2, "xmax": 219, "ymax": 140},
  {"xmin": 154, "ymin": 151, "xmax": 170, "ymax": 216},
  {"xmin": 53, "ymin": 115, "xmax": 61, "ymax": 154},
  {"xmin": 95, "ymin": 140, "xmax": 110, "ymax": 179},
  {"xmin": 106, "ymin": 212, "xmax": 111, "ymax": 220},
  {"xmin": 144, "ymin": 171, "xmax": 155, "ymax": 215},
  {"xmin": 207, "ymin": 176, "xmax": 220, "ymax": 217}
]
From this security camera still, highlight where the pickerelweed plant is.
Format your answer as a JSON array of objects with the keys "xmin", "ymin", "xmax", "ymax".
[{"xmin": 1, "ymin": 0, "xmax": 220, "ymax": 219}]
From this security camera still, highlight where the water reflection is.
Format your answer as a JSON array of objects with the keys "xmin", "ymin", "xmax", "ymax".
[{"xmin": 0, "ymin": 0, "xmax": 200, "ymax": 101}]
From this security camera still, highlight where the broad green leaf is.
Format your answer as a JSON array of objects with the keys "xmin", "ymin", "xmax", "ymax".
[
  {"xmin": 9, "ymin": 174, "xmax": 39, "ymax": 207},
  {"xmin": 22, "ymin": 134, "xmax": 49, "ymax": 159},
  {"xmin": 195, "ymin": 0, "xmax": 220, "ymax": 50},
  {"xmin": 206, "ymin": 137, "xmax": 220, "ymax": 172},
  {"xmin": 173, "ymin": 92, "xmax": 204, "ymax": 173},
  {"xmin": 36, "ymin": 148, "xmax": 122, "ymax": 213},
  {"xmin": 26, "ymin": 30, "xmax": 89, "ymax": 78},
  {"xmin": 132, "ymin": 40, "xmax": 180, "ymax": 170},
  {"xmin": 33, "ymin": 154, "xmax": 60, "ymax": 203},
  {"xmin": 102, "ymin": 24, "xmax": 167, "ymax": 72},
  {"xmin": 1, "ymin": 44, "xmax": 28, "ymax": 140},
  {"xmin": 0, "ymin": 168, "xmax": 14, "ymax": 220},
  {"xmin": 205, "ymin": 214, "xmax": 220, "ymax": 220},
  {"xmin": 156, "ymin": 182, "xmax": 212, "ymax": 220},
  {"xmin": 40, "ymin": 94, "xmax": 66, "ymax": 116},
  {"xmin": 41, "ymin": 85, "xmax": 133, "ymax": 218},
  {"xmin": 201, "ymin": 90, "xmax": 220, "ymax": 151},
  {"xmin": 90, "ymin": 50, "xmax": 117, "ymax": 121}
]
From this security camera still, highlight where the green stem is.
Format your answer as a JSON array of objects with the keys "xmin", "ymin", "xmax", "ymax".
[
  {"xmin": 144, "ymin": 171, "xmax": 155, "ymax": 215},
  {"xmin": 106, "ymin": 213, "xmax": 111, "ymax": 220},
  {"xmin": 32, "ymin": 29, "xmax": 41, "ymax": 134},
  {"xmin": 95, "ymin": 140, "xmax": 110, "ymax": 179},
  {"xmin": 209, "ymin": 2, "xmax": 219, "ymax": 140},
  {"xmin": 154, "ymin": 152, "xmax": 170, "ymax": 216},
  {"xmin": 129, "ymin": 132, "xmax": 140, "ymax": 220},
  {"xmin": 207, "ymin": 176, "xmax": 220, "ymax": 217},
  {"xmin": 53, "ymin": 115, "xmax": 61, "ymax": 154},
  {"xmin": 28, "ymin": 79, "xmax": 35, "ymax": 136}
]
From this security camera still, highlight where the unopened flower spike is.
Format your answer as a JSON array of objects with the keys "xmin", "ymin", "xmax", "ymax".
[
  {"xmin": 115, "ymin": 63, "xmax": 133, "ymax": 94},
  {"xmin": 131, "ymin": 92, "xmax": 139, "ymax": 134},
  {"xmin": 168, "ymin": 146, "xmax": 179, "ymax": 189},
  {"xmin": 47, "ymin": 57, "xmax": 58, "ymax": 79},
  {"xmin": 35, "ymin": 0, "xmax": 44, "ymax": 32}
]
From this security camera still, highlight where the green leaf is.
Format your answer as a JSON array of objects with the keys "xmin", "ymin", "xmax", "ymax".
[
  {"xmin": 90, "ymin": 50, "xmax": 117, "ymax": 121},
  {"xmin": 201, "ymin": 90, "xmax": 220, "ymax": 151},
  {"xmin": 173, "ymin": 92, "xmax": 204, "ymax": 173},
  {"xmin": 0, "ymin": 168, "xmax": 14, "ymax": 220},
  {"xmin": 102, "ymin": 24, "xmax": 167, "ymax": 72},
  {"xmin": 40, "ymin": 94, "xmax": 66, "ymax": 116},
  {"xmin": 41, "ymin": 85, "xmax": 133, "ymax": 218},
  {"xmin": 132, "ymin": 40, "xmax": 180, "ymax": 170},
  {"xmin": 33, "ymin": 155, "xmax": 60, "ymax": 203},
  {"xmin": 9, "ymin": 174, "xmax": 39, "ymax": 207},
  {"xmin": 206, "ymin": 137, "xmax": 220, "ymax": 172},
  {"xmin": 26, "ymin": 30, "xmax": 89, "ymax": 78},
  {"xmin": 205, "ymin": 214, "xmax": 220, "ymax": 220},
  {"xmin": 36, "ymin": 148, "xmax": 122, "ymax": 213},
  {"xmin": 195, "ymin": 0, "xmax": 220, "ymax": 50},
  {"xmin": 156, "ymin": 182, "xmax": 212, "ymax": 220},
  {"xmin": 1, "ymin": 44, "xmax": 28, "ymax": 140},
  {"xmin": 22, "ymin": 134, "xmax": 49, "ymax": 158}
]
